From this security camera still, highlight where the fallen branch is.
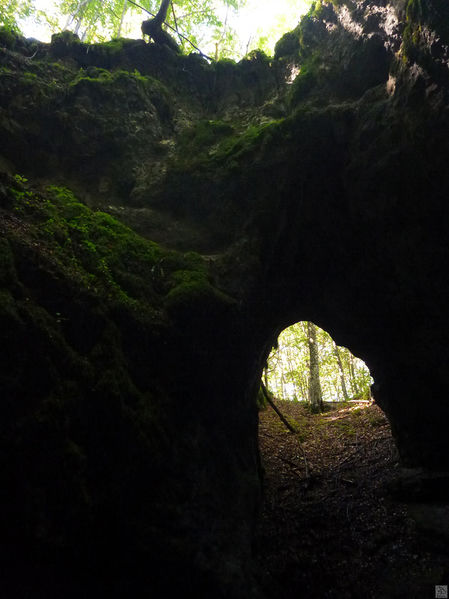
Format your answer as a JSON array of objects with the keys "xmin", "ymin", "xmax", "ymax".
[
  {"xmin": 261, "ymin": 382, "xmax": 297, "ymax": 434},
  {"xmin": 260, "ymin": 382, "xmax": 310, "ymax": 478}
]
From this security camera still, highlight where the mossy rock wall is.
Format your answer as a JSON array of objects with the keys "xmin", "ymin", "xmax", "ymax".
[{"xmin": 2, "ymin": 1, "xmax": 449, "ymax": 596}]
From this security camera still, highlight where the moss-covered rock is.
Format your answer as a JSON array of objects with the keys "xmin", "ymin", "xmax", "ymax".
[
  {"xmin": 3, "ymin": 3, "xmax": 449, "ymax": 597},
  {"xmin": 0, "ymin": 170, "xmax": 258, "ymax": 597},
  {"xmin": 274, "ymin": 29, "xmax": 300, "ymax": 60}
]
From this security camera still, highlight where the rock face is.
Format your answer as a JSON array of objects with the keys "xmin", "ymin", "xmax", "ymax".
[{"xmin": 2, "ymin": 1, "xmax": 449, "ymax": 596}]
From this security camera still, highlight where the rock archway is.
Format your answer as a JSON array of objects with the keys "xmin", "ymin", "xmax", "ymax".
[{"xmin": 2, "ymin": 0, "xmax": 449, "ymax": 596}]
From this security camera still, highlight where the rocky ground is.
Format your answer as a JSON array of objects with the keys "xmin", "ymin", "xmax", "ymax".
[{"xmin": 255, "ymin": 400, "xmax": 449, "ymax": 599}]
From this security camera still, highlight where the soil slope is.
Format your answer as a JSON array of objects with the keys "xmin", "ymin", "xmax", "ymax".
[{"xmin": 256, "ymin": 400, "xmax": 449, "ymax": 598}]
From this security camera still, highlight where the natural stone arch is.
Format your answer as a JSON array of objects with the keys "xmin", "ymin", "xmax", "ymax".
[{"xmin": 3, "ymin": 1, "xmax": 449, "ymax": 596}]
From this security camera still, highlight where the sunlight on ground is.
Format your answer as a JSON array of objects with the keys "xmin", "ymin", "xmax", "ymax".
[
  {"xmin": 323, "ymin": 401, "xmax": 373, "ymax": 421},
  {"xmin": 19, "ymin": 0, "xmax": 311, "ymax": 58}
]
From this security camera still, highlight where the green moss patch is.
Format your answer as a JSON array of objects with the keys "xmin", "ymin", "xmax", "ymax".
[{"xmin": 2, "ymin": 174, "xmax": 227, "ymax": 322}]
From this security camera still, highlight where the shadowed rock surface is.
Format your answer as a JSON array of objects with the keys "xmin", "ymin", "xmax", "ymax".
[{"xmin": 1, "ymin": 1, "xmax": 449, "ymax": 596}]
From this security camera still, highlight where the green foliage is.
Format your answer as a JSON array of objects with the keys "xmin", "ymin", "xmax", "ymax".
[
  {"xmin": 55, "ymin": 0, "xmax": 129, "ymax": 42},
  {"xmin": 0, "ymin": 1, "xmax": 34, "ymax": 33},
  {"xmin": 243, "ymin": 0, "xmax": 312, "ymax": 58},
  {"xmin": 265, "ymin": 322, "xmax": 372, "ymax": 405},
  {"xmin": 51, "ymin": 0, "xmax": 245, "ymax": 54}
]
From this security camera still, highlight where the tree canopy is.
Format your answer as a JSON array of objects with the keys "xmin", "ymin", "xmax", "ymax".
[
  {"xmin": 1, "ymin": 0, "xmax": 313, "ymax": 59},
  {"xmin": 1, "ymin": 0, "xmax": 35, "ymax": 32},
  {"xmin": 1, "ymin": 0, "xmax": 244, "ymax": 56}
]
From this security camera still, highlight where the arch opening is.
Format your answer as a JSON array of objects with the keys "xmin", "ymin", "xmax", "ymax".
[{"xmin": 263, "ymin": 321, "xmax": 373, "ymax": 408}]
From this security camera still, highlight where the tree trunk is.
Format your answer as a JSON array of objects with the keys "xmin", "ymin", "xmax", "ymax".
[
  {"xmin": 141, "ymin": 0, "xmax": 180, "ymax": 52},
  {"xmin": 307, "ymin": 322, "xmax": 323, "ymax": 413},
  {"xmin": 333, "ymin": 341, "xmax": 350, "ymax": 401},
  {"xmin": 349, "ymin": 354, "xmax": 360, "ymax": 395},
  {"xmin": 116, "ymin": 0, "xmax": 128, "ymax": 38},
  {"xmin": 155, "ymin": 0, "xmax": 171, "ymax": 25}
]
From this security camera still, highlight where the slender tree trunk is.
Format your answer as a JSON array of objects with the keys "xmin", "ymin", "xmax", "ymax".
[
  {"xmin": 333, "ymin": 341, "xmax": 350, "ymax": 401},
  {"xmin": 64, "ymin": 0, "xmax": 89, "ymax": 30},
  {"xmin": 73, "ymin": 0, "xmax": 92, "ymax": 35},
  {"xmin": 349, "ymin": 354, "xmax": 360, "ymax": 395},
  {"xmin": 307, "ymin": 322, "xmax": 323, "ymax": 413},
  {"xmin": 116, "ymin": 0, "xmax": 128, "ymax": 37},
  {"xmin": 155, "ymin": 0, "xmax": 171, "ymax": 26},
  {"xmin": 281, "ymin": 371, "xmax": 287, "ymax": 401}
]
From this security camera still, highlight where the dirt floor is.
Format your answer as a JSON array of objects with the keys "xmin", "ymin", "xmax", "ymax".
[{"xmin": 254, "ymin": 400, "xmax": 449, "ymax": 599}]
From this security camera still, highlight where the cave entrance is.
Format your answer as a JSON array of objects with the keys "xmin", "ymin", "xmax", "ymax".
[
  {"xmin": 262, "ymin": 321, "xmax": 373, "ymax": 408},
  {"xmin": 255, "ymin": 323, "xmax": 401, "ymax": 598}
]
